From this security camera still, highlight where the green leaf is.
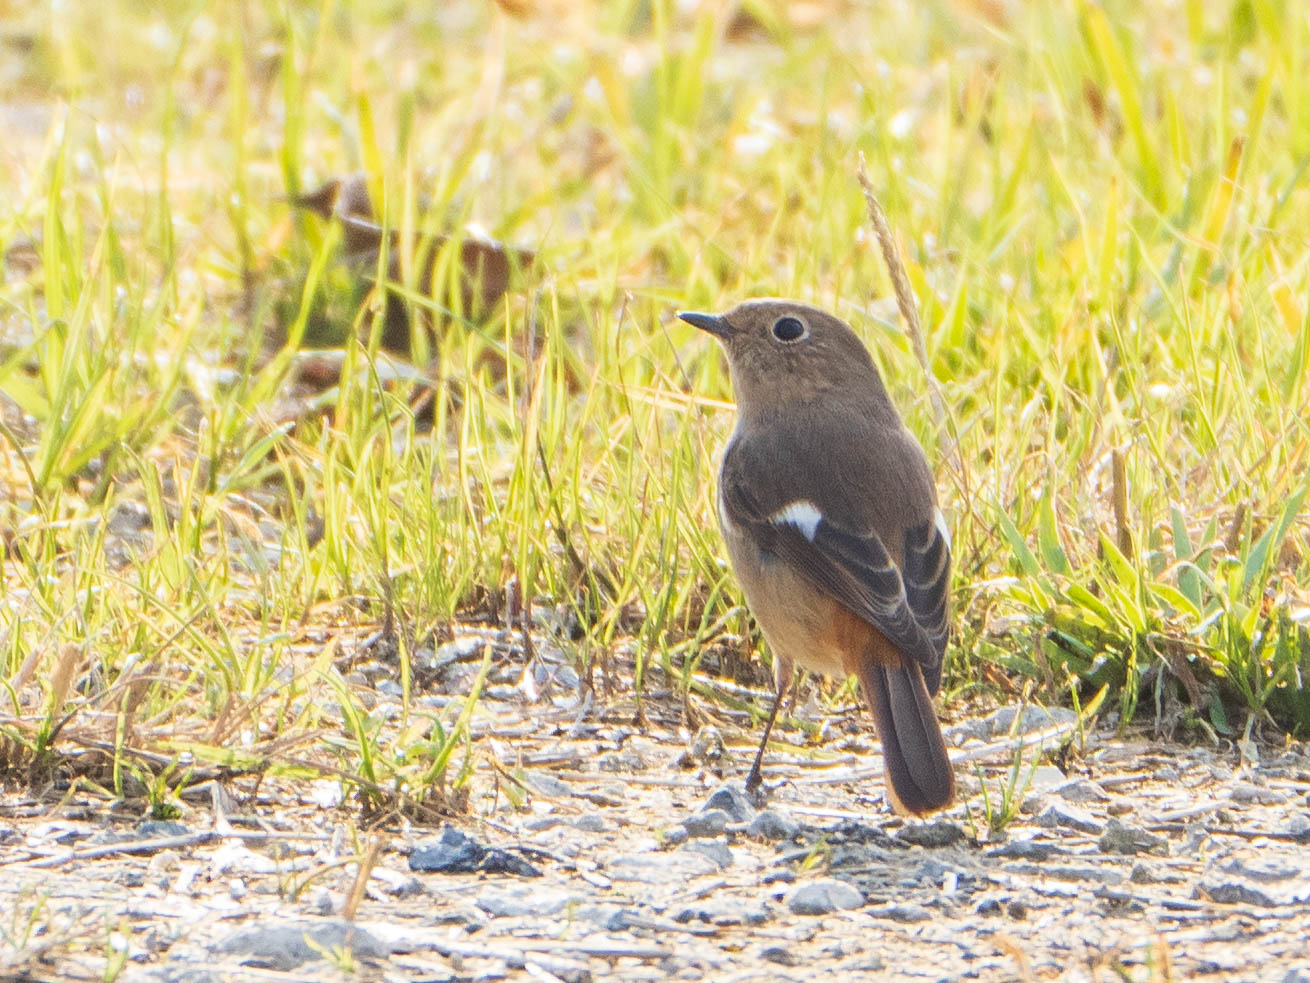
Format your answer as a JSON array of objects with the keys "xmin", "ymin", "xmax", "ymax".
[
  {"xmin": 1242, "ymin": 483, "xmax": 1308, "ymax": 595},
  {"xmin": 1038, "ymin": 493, "xmax": 1072, "ymax": 576},
  {"xmin": 998, "ymin": 508, "xmax": 1041, "ymax": 578}
]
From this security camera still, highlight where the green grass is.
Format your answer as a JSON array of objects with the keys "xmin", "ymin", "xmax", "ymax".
[{"xmin": 1, "ymin": 0, "xmax": 1308, "ymax": 815}]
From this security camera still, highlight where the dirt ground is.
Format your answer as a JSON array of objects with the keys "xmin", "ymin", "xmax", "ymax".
[{"xmin": 2, "ymin": 628, "xmax": 1309, "ymax": 983}]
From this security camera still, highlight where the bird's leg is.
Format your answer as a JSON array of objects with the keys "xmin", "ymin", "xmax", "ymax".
[{"xmin": 745, "ymin": 672, "xmax": 793, "ymax": 797}]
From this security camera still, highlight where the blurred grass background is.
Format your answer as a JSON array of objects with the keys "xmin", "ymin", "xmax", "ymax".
[{"xmin": 1, "ymin": 0, "xmax": 1307, "ymax": 814}]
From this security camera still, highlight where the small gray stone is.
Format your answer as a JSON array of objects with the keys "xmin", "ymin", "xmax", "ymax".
[
  {"xmin": 896, "ymin": 820, "xmax": 965, "ymax": 848},
  {"xmin": 760, "ymin": 945, "xmax": 799, "ymax": 966},
  {"xmin": 986, "ymin": 704, "xmax": 1077, "ymax": 737},
  {"xmin": 1056, "ymin": 780, "xmax": 1110, "ymax": 803},
  {"xmin": 608, "ymin": 850, "xmax": 719, "ymax": 884},
  {"xmin": 1285, "ymin": 814, "xmax": 1310, "ymax": 842},
  {"xmin": 987, "ymin": 838, "xmax": 1064, "ymax": 861},
  {"xmin": 674, "ymin": 899, "xmax": 769, "ymax": 926},
  {"xmin": 523, "ymin": 816, "xmax": 562, "ymax": 832},
  {"xmin": 1035, "ymin": 802, "xmax": 1104, "ymax": 834},
  {"xmin": 702, "ymin": 782, "xmax": 755, "ymax": 822},
  {"xmin": 1098, "ymin": 818, "xmax": 1168, "ymax": 856},
  {"xmin": 838, "ymin": 955, "xmax": 887, "ymax": 972},
  {"xmin": 596, "ymin": 748, "xmax": 649, "ymax": 772},
  {"xmin": 787, "ymin": 878, "xmax": 864, "ymax": 915},
  {"xmin": 873, "ymin": 903, "xmax": 934, "ymax": 922},
  {"xmin": 137, "ymin": 820, "xmax": 188, "ymax": 839},
  {"xmin": 681, "ymin": 839, "xmax": 733, "ymax": 869},
  {"xmin": 216, "ymin": 921, "xmax": 390, "ymax": 971},
  {"xmin": 912, "ymin": 857, "xmax": 966, "ymax": 884},
  {"xmin": 830, "ymin": 842, "xmax": 897, "ymax": 869},
  {"xmin": 523, "ymin": 772, "xmax": 573, "ymax": 798},
  {"xmin": 683, "ymin": 808, "xmax": 730, "ymax": 838},
  {"xmin": 1223, "ymin": 857, "xmax": 1301, "ymax": 883},
  {"xmin": 1129, "ymin": 862, "xmax": 1182, "ymax": 884},
  {"xmin": 571, "ymin": 814, "xmax": 607, "ymax": 832},
  {"xmin": 661, "ymin": 825, "xmax": 688, "ymax": 846},
  {"xmin": 107, "ymin": 500, "xmax": 151, "ymax": 535},
  {"xmin": 1197, "ymin": 878, "xmax": 1281, "ymax": 908},
  {"xmin": 477, "ymin": 886, "xmax": 577, "ymax": 918},
  {"xmin": 304, "ymin": 888, "xmax": 334, "ymax": 915},
  {"xmin": 409, "ymin": 826, "xmax": 541, "ymax": 877},
  {"xmin": 431, "ymin": 636, "xmax": 483, "ymax": 670},
  {"xmin": 747, "ymin": 809, "xmax": 799, "ymax": 841},
  {"xmin": 1228, "ymin": 783, "xmax": 1288, "ymax": 805},
  {"xmin": 946, "ymin": 718, "xmax": 992, "ymax": 743},
  {"xmin": 599, "ymin": 907, "xmax": 645, "ymax": 932},
  {"xmin": 1019, "ymin": 793, "xmax": 1046, "ymax": 815},
  {"xmin": 369, "ymin": 867, "xmax": 424, "ymax": 898}
]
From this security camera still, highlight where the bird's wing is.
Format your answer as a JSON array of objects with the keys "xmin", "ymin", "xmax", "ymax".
[{"xmin": 720, "ymin": 450, "xmax": 948, "ymax": 691}]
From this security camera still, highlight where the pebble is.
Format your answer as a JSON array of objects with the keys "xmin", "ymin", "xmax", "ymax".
[
  {"xmin": 215, "ymin": 920, "xmax": 390, "ymax": 971},
  {"xmin": 408, "ymin": 825, "xmax": 542, "ymax": 877},
  {"xmin": 760, "ymin": 945, "xmax": 799, "ymax": 966},
  {"xmin": 1129, "ymin": 862, "xmax": 1182, "ymax": 884},
  {"xmin": 369, "ymin": 866, "xmax": 425, "ymax": 897},
  {"xmin": 1055, "ymin": 779, "xmax": 1110, "ymax": 803},
  {"xmin": 1222, "ymin": 857, "xmax": 1303, "ymax": 883},
  {"xmin": 608, "ymin": 850, "xmax": 720, "ymax": 884},
  {"xmin": 872, "ymin": 902, "xmax": 933, "ymax": 922},
  {"xmin": 747, "ymin": 809, "xmax": 799, "ymax": 841},
  {"xmin": 673, "ymin": 899, "xmax": 769, "ymax": 926},
  {"xmin": 1098, "ymin": 818, "xmax": 1168, "ymax": 856},
  {"xmin": 523, "ymin": 772, "xmax": 573, "ymax": 798},
  {"xmin": 987, "ymin": 838, "xmax": 1063, "ymax": 860},
  {"xmin": 702, "ymin": 782, "xmax": 756, "ymax": 822},
  {"xmin": 1035, "ymin": 802, "xmax": 1104, "ymax": 834},
  {"xmin": 1228, "ymin": 782, "xmax": 1287, "ymax": 805},
  {"xmin": 681, "ymin": 839, "xmax": 734, "ymax": 868},
  {"xmin": 1285, "ymin": 814, "xmax": 1310, "ymax": 841},
  {"xmin": 476, "ymin": 886, "xmax": 578, "ymax": 918},
  {"xmin": 683, "ymin": 809, "xmax": 730, "ymax": 838},
  {"xmin": 986, "ymin": 704, "xmax": 1078, "ymax": 736},
  {"xmin": 596, "ymin": 747, "xmax": 650, "ymax": 772},
  {"xmin": 137, "ymin": 820, "xmax": 188, "ymax": 838},
  {"xmin": 896, "ymin": 820, "xmax": 966, "ymax": 847},
  {"xmin": 1197, "ymin": 877, "xmax": 1283, "ymax": 908},
  {"xmin": 787, "ymin": 878, "xmax": 864, "ymax": 915},
  {"xmin": 661, "ymin": 825, "xmax": 689, "ymax": 846}
]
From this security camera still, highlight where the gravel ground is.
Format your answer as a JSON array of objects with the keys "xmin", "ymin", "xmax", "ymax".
[{"xmin": 3, "ymin": 636, "xmax": 1309, "ymax": 983}]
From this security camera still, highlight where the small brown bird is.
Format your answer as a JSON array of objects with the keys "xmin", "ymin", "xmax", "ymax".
[{"xmin": 679, "ymin": 299, "xmax": 955, "ymax": 816}]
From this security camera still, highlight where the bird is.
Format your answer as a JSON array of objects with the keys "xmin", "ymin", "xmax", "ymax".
[{"xmin": 678, "ymin": 299, "xmax": 955, "ymax": 816}]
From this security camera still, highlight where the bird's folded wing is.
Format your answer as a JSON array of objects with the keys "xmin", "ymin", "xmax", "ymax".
[
  {"xmin": 721, "ymin": 474, "xmax": 947, "ymax": 687},
  {"xmin": 899, "ymin": 516, "xmax": 951, "ymax": 694}
]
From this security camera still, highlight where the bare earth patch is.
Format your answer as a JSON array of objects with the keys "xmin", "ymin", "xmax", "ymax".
[{"xmin": 3, "ymin": 630, "xmax": 1308, "ymax": 983}]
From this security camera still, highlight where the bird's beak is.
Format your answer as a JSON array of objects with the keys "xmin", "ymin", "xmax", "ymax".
[{"xmin": 677, "ymin": 311, "xmax": 735, "ymax": 339}]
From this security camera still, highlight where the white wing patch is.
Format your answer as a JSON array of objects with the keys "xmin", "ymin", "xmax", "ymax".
[
  {"xmin": 717, "ymin": 494, "xmax": 737, "ymax": 533},
  {"xmin": 770, "ymin": 501, "xmax": 823, "ymax": 542},
  {"xmin": 934, "ymin": 507, "xmax": 952, "ymax": 550}
]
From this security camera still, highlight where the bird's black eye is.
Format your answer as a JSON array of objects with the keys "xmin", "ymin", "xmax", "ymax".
[{"xmin": 771, "ymin": 316, "xmax": 807, "ymax": 342}]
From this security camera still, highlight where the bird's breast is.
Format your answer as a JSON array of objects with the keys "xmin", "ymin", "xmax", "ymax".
[{"xmin": 721, "ymin": 523, "xmax": 854, "ymax": 681}]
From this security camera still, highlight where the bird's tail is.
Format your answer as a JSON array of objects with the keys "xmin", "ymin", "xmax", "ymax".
[{"xmin": 852, "ymin": 653, "xmax": 955, "ymax": 816}]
